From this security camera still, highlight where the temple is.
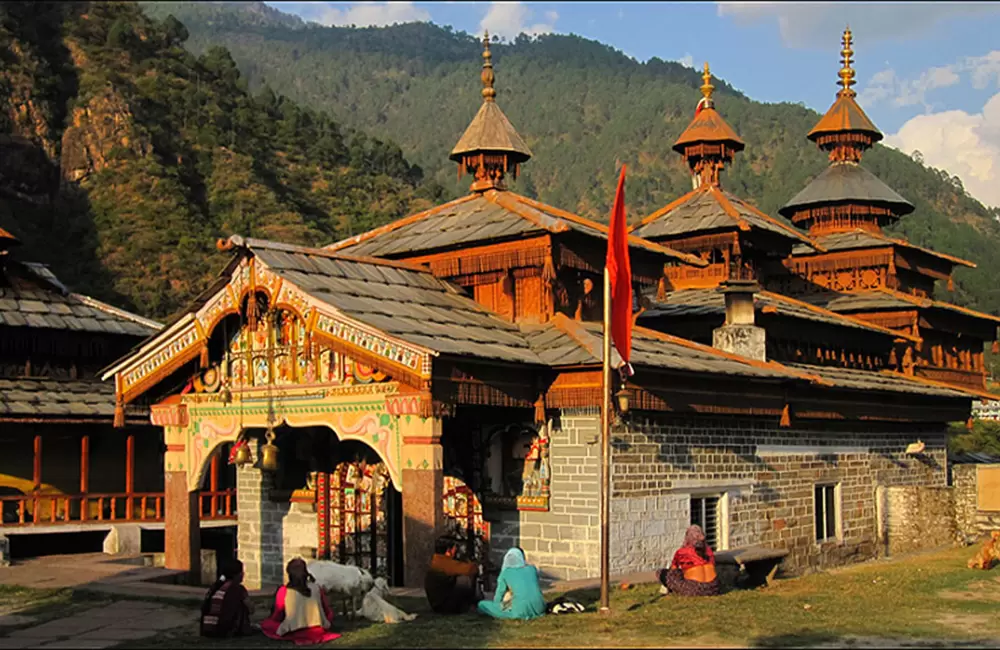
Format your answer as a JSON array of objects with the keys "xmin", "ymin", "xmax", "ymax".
[
  {"xmin": 103, "ymin": 31, "xmax": 993, "ymax": 589},
  {"xmin": 0, "ymin": 227, "xmax": 235, "ymax": 559}
]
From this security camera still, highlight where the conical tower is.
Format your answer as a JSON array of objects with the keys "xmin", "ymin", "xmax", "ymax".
[
  {"xmin": 672, "ymin": 62, "xmax": 745, "ymax": 189},
  {"xmin": 449, "ymin": 32, "xmax": 532, "ymax": 193},
  {"xmin": 780, "ymin": 28, "xmax": 913, "ymax": 235}
]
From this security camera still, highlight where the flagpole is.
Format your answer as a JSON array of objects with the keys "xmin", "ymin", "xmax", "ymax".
[{"xmin": 599, "ymin": 266, "xmax": 612, "ymax": 615}]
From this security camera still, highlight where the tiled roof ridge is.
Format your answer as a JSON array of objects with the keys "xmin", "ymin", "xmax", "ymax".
[
  {"xmin": 880, "ymin": 370, "xmax": 999, "ymax": 401},
  {"xmin": 69, "ymin": 293, "xmax": 163, "ymax": 331},
  {"xmin": 873, "ymin": 286, "xmax": 1000, "ymax": 324},
  {"xmin": 223, "ymin": 236, "xmax": 435, "ymax": 274},
  {"xmin": 508, "ymin": 192, "xmax": 707, "ymax": 267},
  {"xmin": 323, "ymin": 194, "xmax": 479, "ymax": 253},
  {"xmin": 756, "ymin": 290, "xmax": 918, "ymax": 342},
  {"xmin": 846, "ymin": 228, "xmax": 975, "ymax": 268},
  {"xmin": 631, "ymin": 186, "xmax": 706, "ymax": 230},
  {"xmin": 548, "ymin": 313, "xmax": 618, "ymax": 367}
]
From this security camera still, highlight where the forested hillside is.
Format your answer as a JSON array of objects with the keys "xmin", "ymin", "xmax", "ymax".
[
  {"xmin": 140, "ymin": 1, "xmax": 1000, "ymax": 318},
  {"xmin": 0, "ymin": 1, "xmax": 440, "ymax": 319}
]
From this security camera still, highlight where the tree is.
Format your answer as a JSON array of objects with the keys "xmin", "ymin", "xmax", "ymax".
[{"xmin": 161, "ymin": 14, "xmax": 189, "ymax": 46}]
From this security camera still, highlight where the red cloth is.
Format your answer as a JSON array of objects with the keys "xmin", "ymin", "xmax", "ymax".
[
  {"xmin": 260, "ymin": 586, "xmax": 341, "ymax": 646},
  {"xmin": 695, "ymin": 96, "xmax": 709, "ymax": 116},
  {"xmin": 605, "ymin": 164, "xmax": 632, "ymax": 375},
  {"xmin": 671, "ymin": 545, "xmax": 715, "ymax": 572}
]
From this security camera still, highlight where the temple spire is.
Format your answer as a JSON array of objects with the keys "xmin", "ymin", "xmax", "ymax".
[
  {"xmin": 838, "ymin": 26, "xmax": 856, "ymax": 97},
  {"xmin": 672, "ymin": 61, "xmax": 744, "ymax": 189},
  {"xmin": 481, "ymin": 31, "xmax": 496, "ymax": 101},
  {"xmin": 449, "ymin": 31, "xmax": 532, "ymax": 193}
]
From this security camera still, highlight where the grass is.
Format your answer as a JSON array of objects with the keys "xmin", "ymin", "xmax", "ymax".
[{"xmin": 6, "ymin": 544, "xmax": 1000, "ymax": 648}]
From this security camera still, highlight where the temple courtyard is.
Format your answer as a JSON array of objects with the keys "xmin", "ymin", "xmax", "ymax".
[{"xmin": 0, "ymin": 544, "xmax": 999, "ymax": 648}]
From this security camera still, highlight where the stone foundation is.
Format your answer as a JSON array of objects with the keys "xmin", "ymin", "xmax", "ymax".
[
  {"xmin": 952, "ymin": 464, "xmax": 1000, "ymax": 540},
  {"xmin": 885, "ymin": 485, "xmax": 956, "ymax": 555}
]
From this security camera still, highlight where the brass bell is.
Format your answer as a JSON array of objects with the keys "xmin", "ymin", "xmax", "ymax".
[
  {"xmin": 260, "ymin": 441, "xmax": 280, "ymax": 472},
  {"xmin": 232, "ymin": 441, "xmax": 253, "ymax": 466}
]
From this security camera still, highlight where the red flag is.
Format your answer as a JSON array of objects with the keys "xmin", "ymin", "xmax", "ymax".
[{"xmin": 606, "ymin": 164, "xmax": 633, "ymax": 376}]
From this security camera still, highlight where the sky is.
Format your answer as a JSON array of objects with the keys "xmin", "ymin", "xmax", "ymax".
[{"xmin": 266, "ymin": 1, "xmax": 1000, "ymax": 208}]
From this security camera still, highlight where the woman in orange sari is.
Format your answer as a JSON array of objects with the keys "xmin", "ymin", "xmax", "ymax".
[{"xmin": 657, "ymin": 525, "xmax": 721, "ymax": 597}]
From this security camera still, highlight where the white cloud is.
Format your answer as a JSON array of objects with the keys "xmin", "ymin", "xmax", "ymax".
[
  {"xmin": 716, "ymin": 2, "xmax": 1000, "ymax": 49},
  {"xmin": 678, "ymin": 54, "xmax": 694, "ymax": 69},
  {"xmin": 858, "ymin": 50, "xmax": 1000, "ymax": 110},
  {"xmin": 479, "ymin": 2, "xmax": 558, "ymax": 40},
  {"xmin": 884, "ymin": 92, "xmax": 1000, "ymax": 208},
  {"xmin": 311, "ymin": 2, "xmax": 430, "ymax": 27}
]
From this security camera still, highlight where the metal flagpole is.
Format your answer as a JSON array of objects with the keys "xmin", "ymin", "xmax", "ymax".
[{"xmin": 599, "ymin": 266, "xmax": 612, "ymax": 615}]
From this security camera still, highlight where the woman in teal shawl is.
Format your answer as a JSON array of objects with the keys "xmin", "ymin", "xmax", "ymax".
[{"xmin": 477, "ymin": 547, "xmax": 546, "ymax": 620}]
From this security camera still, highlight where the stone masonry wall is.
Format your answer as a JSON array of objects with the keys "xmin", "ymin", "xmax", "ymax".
[
  {"xmin": 486, "ymin": 410, "xmax": 601, "ymax": 581},
  {"xmin": 610, "ymin": 415, "xmax": 948, "ymax": 576},
  {"xmin": 236, "ymin": 464, "xmax": 318, "ymax": 589},
  {"xmin": 952, "ymin": 464, "xmax": 1000, "ymax": 539},
  {"xmin": 885, "ymin": 485, "xmax": 955, "ymax": 555}
]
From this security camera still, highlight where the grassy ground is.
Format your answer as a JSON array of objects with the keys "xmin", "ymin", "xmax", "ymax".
[{"xmin": 6, "ymin": 544, "xmax": 1000, "ymax": 648}]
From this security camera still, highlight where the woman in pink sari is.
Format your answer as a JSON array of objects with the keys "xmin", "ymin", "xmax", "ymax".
[{"xmin": 260, "ymin": 559, "xmax": 341, "ymax": 645}]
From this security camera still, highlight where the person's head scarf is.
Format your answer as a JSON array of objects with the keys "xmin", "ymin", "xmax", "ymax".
[
  {"xmin": 502, "ymin": 547, "xmax": 527, "ymax": 570},
  {"xmin": 286, "ymin": 558, "xmax": 313, "ymax": 597},
  {"xmin": 684, "ymin": 525, "xmax": 706, "ymax": 548}
]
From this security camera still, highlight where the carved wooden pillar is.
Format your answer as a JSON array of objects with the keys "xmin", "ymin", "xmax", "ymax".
[
  {"xmin": 400, "ymin": 416, "xmax": 444, "ymax": 588},
  {"xmin": 156, "ymin": 406, "xmax": 200, "ymax": 580}
]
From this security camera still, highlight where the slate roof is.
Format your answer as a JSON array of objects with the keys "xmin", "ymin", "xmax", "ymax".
[
  {"xmin": 790, "ymin": 229, "xmax": 975, "ymax": 268},
  {"xmin": 779, "ymin": 162, "xmax": 914, "ymax": 217},
  {"xmin": 521, "ymin": 314, "xmax": 805, "ymax": 381},
  {"xmin": 327, "ymin": 189, "xmax": 705, "ymax": 266},
  {"xmin": 639, "ymin": 288, "xmax": 914, "ymax": 340},
  {"xmin": 672, "ymin": 105, "xmax": 745, "ymax": 153},
  {"xmin": 782, "ymin": 364, "xmax": 965, "ymax": 398},
  {"xmin": 0, "ymin": 261, "xmax": 161, "ymax": 337},
  {"xmin": 802, "ymin": 288, "xmax": 1000, "ymax": 324},
  {"xmin": 0, "ymin": 377, "xmax": 147, "ymax": 419},
  {"xmin": 632, "ymin": 184, "xmax": 819, "ymax": 250},
  {"xmin": 243, "ymin": 238, "xmax": 543, "ymax": 366},
  {"xmin": 807, "ymin": 93, "xmax": 883, "ymax": 143}
]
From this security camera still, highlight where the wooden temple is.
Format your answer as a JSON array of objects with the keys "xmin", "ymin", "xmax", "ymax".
[
  {"xmin": 104, "ymin": 32, "xmax": 992, "ymax": 588},
  {"xmin": 0, "ymin": 226, "xmax": 235, "ymax": 560}
]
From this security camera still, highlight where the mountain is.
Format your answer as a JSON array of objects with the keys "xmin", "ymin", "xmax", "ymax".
[
  {"xmin": 0, "ymin": 1, "xmax": 440, "ymax": 319},
  {"xmin": 138, "ymin": 1, "xmax": 1000, "ymax": 321}
]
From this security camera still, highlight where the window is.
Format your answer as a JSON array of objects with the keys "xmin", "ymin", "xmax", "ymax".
[
  {"xmin": 814, "ymin": 483, "xmax": 840, "ymax": 543},
  {"xmin": 690, "ymin": 495, "xmax": 721, "ymax": 550}
]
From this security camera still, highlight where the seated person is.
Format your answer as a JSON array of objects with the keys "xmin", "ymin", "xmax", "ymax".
[
  {"xmin": 261, "ymin": 558, "xmax": 341, "ymax": 646},
  {"xmin": 200, "ymin": 559, "xmax": 254, "ymax": 638},
  {"xmin": 424, "ymin": 536, "xmax": 480, "ymax": 614},
  {"xmin": 657, "ymin": 525, "xmax": 721, "ymax": 597},
  {"xmin": 477, "ymin": 547, "xmax": 546, "ymax": 620}
]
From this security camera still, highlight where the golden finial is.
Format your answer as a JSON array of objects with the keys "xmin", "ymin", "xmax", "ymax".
[
  {"xmin": 481, "ymin": 31, "xmax": 496, "ymax": 101},
  {"xmin": 700, "ymin": 62, "xmax": 715, "ymax": 105},
  {"xmin": 838, "ymin": 26, "xmax": 856, "ymax": 96}
]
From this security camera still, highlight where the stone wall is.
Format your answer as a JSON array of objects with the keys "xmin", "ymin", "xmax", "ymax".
[
  {"xmin": 608, "ymin": 414, "xmax": 948, "ymax": 576},
  {"xmin": 486, "ymin": 410, "xmax": 601, "ymax": 581},
  {"xmin": 952, "ymin": 464, "xmax": 1000, "ymax": 539},
  {"xmin": 885, "ymin": 486, "xmax": 956, "ymax": 555},
  {"xmin": 236, "ymin": 464, "xmax": 318, "ymax": 589}
]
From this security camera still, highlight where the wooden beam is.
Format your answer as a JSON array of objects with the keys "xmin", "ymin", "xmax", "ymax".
[
  {"xmin": 81, "ymin": 435, "xmax": 90, "ymax": 522},
  {"xmin": 33, "ymin": 434, "xmax": 41, "ymax": 524},
  {"xmin": 210, "ymin": 452, "xmax": 219, "ymax": 517},
  {"xmin": 126, "ymin": 433, "xmax": 135, "ymax": 521}
]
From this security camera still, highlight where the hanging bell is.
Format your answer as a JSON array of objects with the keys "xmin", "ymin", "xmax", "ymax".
[
  {"xmin": 220, "ymin": 385, "xmax": 232, "ymax": 405},
  {"xmin": 232, "ymin": 441, "xmax": 253, "ymax": 466},
  {"xmin": 260, "ymin": 441, "xmax": 280, "ymax": 472}
]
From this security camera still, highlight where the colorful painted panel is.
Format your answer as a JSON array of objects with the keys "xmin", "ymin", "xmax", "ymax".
[
  {"xmin": 320, "ymin": 461, "xmax": 394, "ymax": 582},
  {"xmin": 442, "ymin": 476, "xmax": 491, "ymax": 564}
]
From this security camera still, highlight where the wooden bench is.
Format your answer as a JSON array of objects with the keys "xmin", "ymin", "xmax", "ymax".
[{"xmin": 715, "ymin": 546, "xmax": 789, "ymax": 590}]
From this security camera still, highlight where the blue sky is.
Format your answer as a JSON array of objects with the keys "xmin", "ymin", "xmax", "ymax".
[{"xmin": 266, "ymin": 2, "xmax": 1000, "ymax": 207}]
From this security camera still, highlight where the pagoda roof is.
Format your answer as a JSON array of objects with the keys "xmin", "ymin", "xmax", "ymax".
[
  {"xmin": 802, "ymin": 287, "xmax": 1000, "ymax": 325},
  {"xmin": 328, "ymin": 189, "xmax": 706, "ymax": 266},
  {"xmin": 807, "ymin": 93, "xmax": 883, "ymax": 143},
  {"xmin": 0, "ymin": 260, "xmax": 161, "ymax": 337},
  {"xmin": 0, "ymin": 225, "xmax": 20, "ymax": 249},
  {"xmin": 632, "ymin": 184, "xmax": 820, "ymax": 250},
  {"xmin": 672, "ymin": 105, "xmax": 745, "ymax": 153},
  {"xmin": 791, "ymin": 229, "xmax": 976, "ymax": 268},
  {"xmin": 639, "ymin": 287, "xmax": 917, "ymax": 342},
  {"xmin": 450, "ymin": 100, "xmax": 532, "ymax": 163},
  {"xmin": 779, "ymin": 162, "xmax": 914, "ymax": 217},
  {"xmin": 0, "ymin": 377, "xmax": 148, "ymax": 421}
]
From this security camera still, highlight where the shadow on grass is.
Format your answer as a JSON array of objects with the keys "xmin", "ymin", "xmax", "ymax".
[{"xmin": 751, "ymin": 632, "xmax": 841, "ymax": 648}]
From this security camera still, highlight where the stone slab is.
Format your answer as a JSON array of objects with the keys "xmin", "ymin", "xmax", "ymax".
[
  {"xmin": 0, "ymin": 614, "xmax": 37, "ymax": 628},
  {"xmin": 33, "ymin": 641, "xmax": 118, "ymax": 649},
  {"xmin": 0, "ymin": 639, "xmax": 53, "ymax": 650},
  {"xmin": 76, "ymin": 627, "xmax": 158, "ymax": 641}
]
